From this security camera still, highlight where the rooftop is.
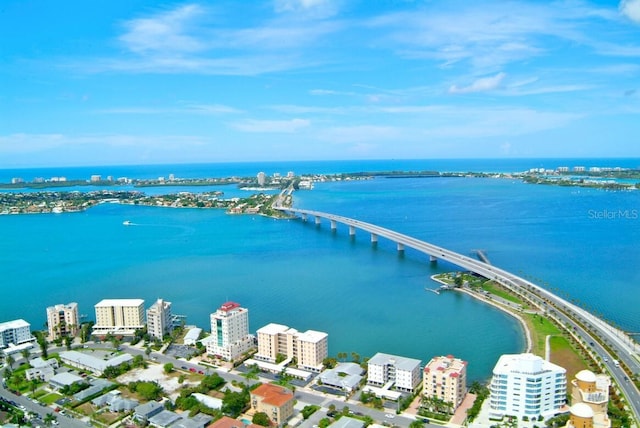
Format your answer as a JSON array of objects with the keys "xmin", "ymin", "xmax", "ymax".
[
  {"xmin": 297, "ymin": 329, "xmax": 328, "ymax": 343},
  {"xmin": 95, "ymin": 299, "xmax": 144, "ymax": 307},
  {"xmin": 219, "ymin": 301, "xmax": 241, "ymax": 311},
  {"xmin": 368, "ymin": 352, "xmax": 421, "ymax": 371},
  {"xmin": 251, "ymin": 383, "xmax": 294, "ymax": 407},
  {"xmin": 0, "ymin": 319, "xmax": 30, "ymax": 330}
]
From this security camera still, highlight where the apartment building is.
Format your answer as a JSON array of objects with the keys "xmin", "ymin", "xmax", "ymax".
[
  {"xmin": 255, "ymin": 323, "xmax": 328, "ymax": 372},
  {"xmin": 367, "ymin": 352, "xmax": 421, "ymax": 393},
  {"xmin": 489, "ymin": 353, "xmax": 567, "ymax": 420},
  {"xmin": 0, "ymin": 319, "xmax": 34, "ymax": 350},
  {"xmin": 422, "ymin": 355, "xmax": 467, "ymax": 412},
  {"xmin": 250, "ymin": 383, "xmax": 294, "ymax": 427},
  {"xmin": 206, "ymin": 301, "xmax": 253, "ymax": 361},
  {"xmin": 46, "ymin": 302, "xmax": 79, "ymax": 341},
  {"xmin": 146, "ymin": 299, "xmax": 173, "ymax": 340},
  {"xmin": 92, "ymin": 299, "xmax": 145, "ymax": 337}
]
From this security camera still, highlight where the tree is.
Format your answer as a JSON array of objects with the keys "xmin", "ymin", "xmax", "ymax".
[
  {"xmin": 323, "ymin": 357, "xmax": 337, "ymax": 369},
  {"xmin": 134, "ymin": 381, "xmax": 164, "ymax": 401},
  {"xmin": 145, "ymin": 346, "xmax": 152, "ymax": 358},
  {"xmin": 44, "ymin": 413, "xmax": 57, "ymax": 427},
  {"xmin": 6, "ymin": 354, "xmax": 14, "ymax": 369},
  {"xmin": 64, "ymin": 336, "xmax": 73, "ymax": 350},
  {"xmin": 409, "ymin": 421, "xmax": 424, "ymax": 428},
  {"xmin": 350, "ymin": 352, "xmax": 360, "ymax": 363},
  {"xmin": 252, "ymin": 412, "xmax": 270, "ymax": 426},
  {"xmin": 34, "ymin": 331, "xmax": 48, "ymax": 358},
  {"xmin": 222, "ymin": 390, "xmax": 249, "ymax": 417},
  {"xmin": 164, "ymin": 363, "xmax": 174, "ymax": 374},
  {"xmin": 21, "ymin": 348, "xmax": 30, "ymax": 361}
]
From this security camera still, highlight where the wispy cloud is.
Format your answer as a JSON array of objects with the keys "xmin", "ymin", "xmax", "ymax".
[
  {"xmin": 620, "ymin": 0, "xmax": 640, "ymax": 23},
  {"xmin": 94, "ymin": 104, "xmax": 243, "ymax": 115},
  {"xmin": 449, "ymin": 72, "xmax": 506, "ymax": 94},
  {"xmin": 231, "ymin": 118, "xmax": 310, "ymax": 133}
]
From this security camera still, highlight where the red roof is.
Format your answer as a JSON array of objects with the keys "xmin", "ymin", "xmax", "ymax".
[
  {"xmin": 220, "ymin": 302, "xmax": 241, "ymax": 311},
  {"xmin": 252, "ymin": 383, "xmax": 294, "ymax": 407},
  {"xmin": 210, "ymin": 416, "xmax": 260, "ymax": 428}
]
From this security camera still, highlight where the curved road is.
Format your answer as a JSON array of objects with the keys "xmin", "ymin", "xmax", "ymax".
[{"xmin": 277, "ymin": 206, "xmax": 640, "ymax": 421}]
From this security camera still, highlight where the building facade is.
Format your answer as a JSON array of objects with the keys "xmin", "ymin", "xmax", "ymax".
[
  {"xmin": 146, "ymin": 299, "xmax": 173, "ymax": 340},
  {"xmin": 93, "ymin": 299, "xmax": 145, "ymax": 337},
  {"xmin": 422, "ymin": 355, "xmax": 467, "ymax": 412},
  {"xmin": 255, "ymin": 323, "xmax": 328, "ymax": 372},
  {"xmin": 46, "ymin": 302, "xmax": 80, "ymax": 341},
  {"xmin": 489, "ymin": 353, "xmax": 567, "ymax": 420},
  {"xmin": 0, "ymin": 319, "xmax": 34, "ymax": 350},
  {"xmin": 367, "ymin": 352, "xmax": 421, "ymax": 393},
  {"xmin": 250, "ymin": 383, "xmax": 294, "ymax": 427},
  {"xmin": 565, "ymin": 370, "xmax": 610, "ymax": 428},
  {"xmin": 206, "ymin": 302, "xmax": 253, "ymax": 361}
]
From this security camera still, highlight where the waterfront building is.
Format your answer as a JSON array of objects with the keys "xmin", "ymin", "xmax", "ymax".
[
  {"xmin": 367, "ymin": 352, "xmax": 421, "ymax": 393},
  {"xmin": 422, "ymin": 355, "xmax": 467, "ymax": 412},
  {"xmin": 255, "ymin": 322, "xmax": 328, "ymax": 372},
  {"xmin": 46, "ymin": 302, "xmax": 79, "ymax": 341},
  {"xmin": 489, "ymin": 353, "xmax": 567, "ymax": 420},
  {"xmin": 92, "ymin": 299, "xmax": 145, "ymax": 337},
  {"xmin": 146, "ymin": 298, "xmax": 173, "ymax": 340},
  {"xmin": 250, "ymin": 383, "xmax": 294, "ymax": 427},
  {"xmin": 319, "ymin": 362, "xmax": 364, "ymax": 392},
  {"xmin": 206, "ymin": 301, "xmax": 253, "ymax": 361},
  {"xmin": 564, "ymin": 370, "xmax": 610, "ymax": 428},
  {"xmin": 0, "ymin": 319, "xmax": 34, "ymax": 350},
  {"xmin": 90, "ymin": 175, "xmax": 102, "ymax": 182},
  {"xmin": 257, "ymin": 171, "xmax": 266, "ymax": 186}
]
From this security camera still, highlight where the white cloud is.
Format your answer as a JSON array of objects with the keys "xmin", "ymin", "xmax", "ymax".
[
  {"xmin": 231, "ymin": 118, "xmax": 310, "ymax": 133},
  {"xmin": 449, "ymin": 72, "xmax": 506, "ymax": 94},
  {"xmin": 620, "ymin": 0, "xmax": 640, "ymax": 23},
  {"xmin": 274, "ymin": 0, "xmax": 340, "ymax": 18}
]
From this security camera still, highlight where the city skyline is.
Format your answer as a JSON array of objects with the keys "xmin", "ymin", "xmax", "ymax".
[{"xmin": 1, "ymin": 0, "xmax": 640, "ymax": 167}]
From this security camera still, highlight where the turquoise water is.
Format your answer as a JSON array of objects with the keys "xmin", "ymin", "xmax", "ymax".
[{"xmin": 1, "ymin": 159, "xmax": 639, "ymax": 382}]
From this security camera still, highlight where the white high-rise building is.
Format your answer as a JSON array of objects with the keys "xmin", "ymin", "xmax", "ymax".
[
  {"xmin": 489, "ymin": 353, "xmax": 567, "ymax": 420},
  {"xmin": 257, "ymin": 171, "xmax": 266, "ymax": 186},
  {"xmin": 146, "ymin": 299, "xmax": 173, "ymax": 340},
  {"xmin": 0, "ymin": 319, "xmax": 34, "ymax": 350},
  {"xmin": 255, "ymin": 323, "xmax": 328, "ymax": 372},
  {"xmin": 46, "ymin": 302, "xmax": 80, "ymax": 341},
  {"xmin": 206, "ymin": 302, "xmax": 253, "ymax": 361},
  {"xmin": 367, "ymin": 352, "xmax": 421, "ymax": 393},
  {"xmin": 92, "ymin": 299, "xmax": 145, "ymax": 337}
]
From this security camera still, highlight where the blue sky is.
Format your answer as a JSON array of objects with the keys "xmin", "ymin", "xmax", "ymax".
[{"xmin": 1, "ymin": 0, "xmax": 640, "ymax": 167}]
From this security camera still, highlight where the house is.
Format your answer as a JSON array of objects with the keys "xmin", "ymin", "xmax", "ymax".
[
  {"xmin": 328, "ymin": 416, "xmax": 365, "ymax": 428},
  {"xmin": 148, "ymin": 410, "xmax": 182, "ymax": 428},
  {"xmin": 319, "ymin": 362, "xmax": 364, "ymax": 392},
  {"xmin": 49, "ymin": 372, "xmax": 84, "ymax": 391},
  {"xmin": 134, "ymin": 401, "xmax": 164, "ymax": 423},
  {"xmin": 210, "ymin": 416, "xmax": 261, "ymax": 428}
]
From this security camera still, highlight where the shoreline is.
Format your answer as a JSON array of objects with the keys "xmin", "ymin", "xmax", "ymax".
[{"xmin": 430, "ymin": 274, "xmax": 532, "ymax": 354}]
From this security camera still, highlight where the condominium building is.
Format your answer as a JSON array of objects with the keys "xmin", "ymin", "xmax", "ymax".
[
  {"xmin": 255, "ymin": 323, "xmax": 328, "ymax": 372},
  {"xmin": 250, "ymin": 383, "xmax": 294, "ymax": 427},
  {"xmin": 92, "ymin": 299, "xmax": 145, "ymax": 337},
  {"xmin": 206, "ymin": 302, "xmax": 253, "ymax": 361},
  {"xmin": 422, "ymin": 355, "xmax": 467, "ymax": 411},
  {"xmin": 146, "ymin": 299, "xmax": 173, "ymax": 340},
  {"xmin": 367, "ymin": 352, "xmax": 421, "ymax": 393},
  {"xmin": 565, "ymin": 370, "xmax": 611, "ymax": 428},
  {"xmin": 489, "ymin": 353, "xmax": 567, "ymax": 420},
  {"xmin": 46, "ymin": 302, "xmax": 80, "ymax": 341},
  {"xmin": 0, "ymin": 319, "xmax": 34, "ymax": 350}
]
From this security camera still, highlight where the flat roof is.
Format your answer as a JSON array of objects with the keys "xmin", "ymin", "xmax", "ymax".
[
  {"xmin": 257, "ymin": 323, "xmax": 290, "ymax": 335},
  {"xmin": 0, "ymin": 319, "xmax": 30, "ymax": 330},
  {"xmin": 60, "ymin": 350, "xmax": 133, "ymax": 372},
  {"xmin": 50, "ymin": 372, "xmax": 84, "ymax": 386},
  {"xmin": 95, "ymin": 299, "xmax": 144, "ymax": 307},
  {"xmin": 297, "ymin": 329, "xmax": 328, "ymax": 343},
  {"xmin": 368, "ymin": 352, "xmax": 421, "ymax": 371}
]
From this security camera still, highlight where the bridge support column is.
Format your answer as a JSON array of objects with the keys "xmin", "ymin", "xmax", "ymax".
[
  {"xmin": 397, "ymin": 243, "xmax": 404, "ymax": 253},
  {"xmin": 302, "ymin": 214, "xmax": 307, "ymax": 222},
  {"xmin": 430, "ymin": 255, "xmax": 437, "ymax": 263},
  {"xmin": 371, "ymin": 233, "xmax": 378, "ymax": 246},
  {"xmin": 315, "ymin": 216, "xmax": 322, "ymax": 226},
  {"xmin": 349, "ymin": 226, "xmax": 356, "ymax": 237},
  {"xmin": 330, "ymin": 220, "xmax": 337, "ymax": 232}
]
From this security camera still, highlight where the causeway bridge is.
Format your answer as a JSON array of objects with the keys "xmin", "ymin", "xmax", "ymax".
[{"xmin": 276, "ymin": 207, "xmax": 640, "ymax": 392}]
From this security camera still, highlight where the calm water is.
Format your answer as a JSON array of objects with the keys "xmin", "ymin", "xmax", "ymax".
[{"xmin": 1, "ymin": 159, "xmax": 639, "ymax": 382}]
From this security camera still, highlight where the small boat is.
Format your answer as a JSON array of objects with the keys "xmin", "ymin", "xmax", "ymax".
[{"xmin": 123, "ymin": 220, "xmax": 132, "ymax": 226}]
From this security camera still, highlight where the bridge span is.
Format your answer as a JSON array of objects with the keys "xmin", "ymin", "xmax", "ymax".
[{"xmin": 276, "ymin": 206, "xmax": 640, "ymax": 367}]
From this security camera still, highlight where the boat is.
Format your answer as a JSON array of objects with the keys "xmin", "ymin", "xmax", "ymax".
[{"xmin": 123, "ymin": 220, "xmax": 132, "ymax": 226}]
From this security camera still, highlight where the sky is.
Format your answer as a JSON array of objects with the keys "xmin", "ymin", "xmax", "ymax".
[{"xmin": 1, "ymin": 0, "xmax": 640, "ymax": 167}]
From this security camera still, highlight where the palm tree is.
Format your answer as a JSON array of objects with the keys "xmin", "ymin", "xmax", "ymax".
[
  {"xmin": 44, "ymin": 413, "xmax": 57, "ymax": 427},
  {"xmin": 6, "ymin": 354, "xmax": 14, "ymax": 369},
  {"xmin": 21, "ymin": 348, "xmax": 30, "ymax": 362}
]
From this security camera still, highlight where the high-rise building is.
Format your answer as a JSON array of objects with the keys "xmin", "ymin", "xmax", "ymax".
[
  {"xmin": 206, "ymin": 302, "xmax": 253, "ymax": 361},
  {"xmin": 489, "ymin": 353, "xmax": 567, "ymax": 420},
  {"xmin": 46, "ymin": 302, "xmax": 80, "ymax": 341},
  {"xmin": 564, "ymin": 370, "xmax": 610, "ymax": 428},
  {"xmin": 146, "ymin": 299, "xmax": 173, "ymax": 340},
  {"xmin": 255, "ymin": 323, "xmax": 328, "ymax": 372},
  {"xmin": 422, "ymin": 355, "xmax": 467, "ymax": 412},
  {"xmin": 92, "ymin": 299, "xmax": 145, "ymax": 337},
  {"xmin": 257, "ymin": 171, "xmax": 266, "ymax": 186},
  {"xmin": 367, "ymin": 352, "xmax": 421, "ymax": 393},
  {"xmin": 0, "ymin": 319, "xmax": 34, "ymax": 350}
]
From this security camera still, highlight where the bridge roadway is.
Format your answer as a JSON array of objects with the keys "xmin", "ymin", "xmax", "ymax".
[{"xmin": 277, "ymin": 206, "xmax": 640, "ymax": 420}]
